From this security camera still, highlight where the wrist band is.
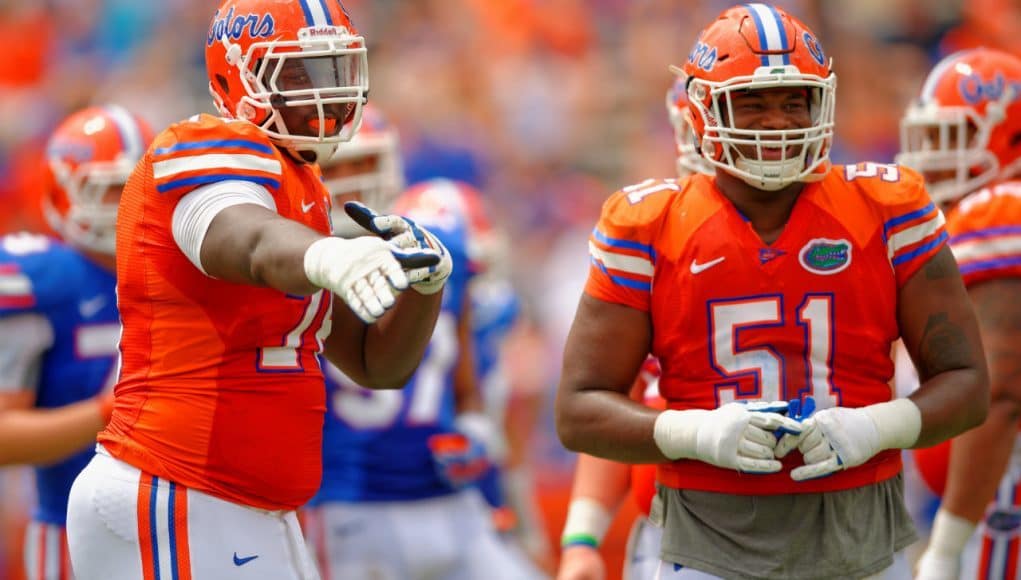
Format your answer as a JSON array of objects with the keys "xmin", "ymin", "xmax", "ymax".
[{"xmin": 560, "ymin": 497, "xmax": 612, "ymax": 549}]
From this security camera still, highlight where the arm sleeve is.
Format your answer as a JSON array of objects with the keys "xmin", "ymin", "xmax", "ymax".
[
  {"xmin": 882, "ymin": 168, "xmax": 949, "ymax": 287},
  {"xmin": 0, "ymin": 313, "xmax": 53, "ymax": 393},
  {"xmin": 171, "ymin": 180, "xmax": 277, "ymax": 274},
  {"xmin": 584, "ymin": 188, "xmax": 667, "ymax": 312}
]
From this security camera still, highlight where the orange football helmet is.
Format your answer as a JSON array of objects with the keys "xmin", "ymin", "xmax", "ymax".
[
  {"xmin": 320, "ymin": 104, "xmax": 405, "ymax": 235},
  {"xmin": 897, "ymin": 48, "xmax": 1021, "ymax": 206},
  {"xmin": 42, "ymin": 105, "xmax": 153, "ymax": 255},
  {"xmin": 666, "ymin": 75, "xmax": 713, "ymax": 178},
  {"xmin": 679, "ymin": 3, "xmax": 835, "ymax": 191},
  {"xmin": 205, "ymin": 0, "xmax": 368, "ymax": 163}
]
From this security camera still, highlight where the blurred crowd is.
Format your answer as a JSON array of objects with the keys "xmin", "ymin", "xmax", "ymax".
[{"xmin": 2, "ymin": 0, "xmax": 1020, "ymax": 577}]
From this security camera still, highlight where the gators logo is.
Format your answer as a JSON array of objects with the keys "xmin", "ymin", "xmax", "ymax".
[
  {"xmin": 986, "ymin": 509, "xmax": 1021, "ymax": 538},
  {"xmin": 798, "ymin": 238, "xmax": 851, "ymax": 275}
]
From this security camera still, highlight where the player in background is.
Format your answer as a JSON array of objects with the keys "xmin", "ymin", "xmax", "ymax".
[
  {"xmin": 305, "ymin": 173, "xmax": 541, "ymax": 580},
  {"xmin": 65, "ymin": 2, "xmax": 452, "ymax": 579},
  {"xmin": 0, "ymin": 105, "xmax": 151, "ymax": 580},
  {"xmin": 556, "ymin": 4, "xmax": 989, "ymax": 579},
  {"xmin": 896, "ymin": 48, "xmax": 1021, "ymax": 580},
  {"xmin": 555, "ymin": 77, "xmax": 713, "ymax": 580}
]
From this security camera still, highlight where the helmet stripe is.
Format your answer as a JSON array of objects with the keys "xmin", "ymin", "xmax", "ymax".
[
  {"xmin": 298, "ymin": 0, "xmax": 330, "ymax": 27},
  {"xmin": 103, "ymin": 105, "xmax": 144, "ymax": 161},
  {"xmin": 921, "ymin": 49, "xmax": 976, "ymax": 103},
  {"xmin": 745, "ymin": 3, "xmax": 790, "ymax": 67},
  {"xmin": 317, "ymin": 0, "xmax": 335, "ymax": 25}
]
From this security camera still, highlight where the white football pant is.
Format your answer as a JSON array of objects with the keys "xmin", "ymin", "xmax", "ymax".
[
  {"xmin": 24, "ymin": 521, "xmax": 73, "ymax": 580},
  {"xmin": 66, "ymin": 445, "xmax": 320, "ymax": 580},
  {"xmin": 304, "ymin": 488, "xmax": 546, "ymax": 580}
]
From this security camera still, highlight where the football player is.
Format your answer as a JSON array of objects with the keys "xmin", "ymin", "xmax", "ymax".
[
  {"xmin": 0, "ymin": 105, "xmax": 151, "ymax": 580},
  {"xmin": 556, "ymin": 4, "xmax": 989, "ymax": 579},
  {"xmin": 64, "ymin": 2, "xmax": 452, "ymax": 579},
  {"xmin": 556, "ymin": 77, "xmax": 712, "ymax": 580},
  {"xmin": 305, "ymin": 177, "xmax": 540, "ymax": 579},
  {"xmin": 897, "ymin": 48, "xmax": 1021, "ymax": 580}
]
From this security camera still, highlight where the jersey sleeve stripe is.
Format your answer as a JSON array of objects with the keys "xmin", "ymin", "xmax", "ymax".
[
  {"xmin": 588, "ymin": 242, "xmax": 654, "ymax": 277},
  {"xmin": 891, "ymin": 230, "xmax": 948, "ymax": 267},
  {"xmin": 0, "ymin": 273, "xmax": 33, "ymax": 297},
  {"xmin": 152, "ymin": 154, "xmax": 282, "ymax": 180},
  {"xmin": 153, "ymin": 140, "xmax": 274, "ymax": 157},
  {"xmin": 590, "ymin": 258, "xmax": 652, "ymax": 291},
  {"xmin": 959, "ymin": 255, "xmax": 1021, "ymax": 276},
  {"xmin": 592, "ymin": 228, "xmax": 655, "ymax": 261},
  {"xmin": 950, "ymin": 225, "xmax": 1021, "ymax": 244},
  {"xmin": 156, "ymin": 174, "xmax": 281, "ymax": 194},
  {"xmin": 952, "ymin": 235, "xmax": 1021, "ymax": 265},
  {"xmin": 887, "ymin": 211, "xmax": 946, "ymax": 259},
  {"xmin": 883, "ymin": 202, "xmax": 937, "ymax": 241}
]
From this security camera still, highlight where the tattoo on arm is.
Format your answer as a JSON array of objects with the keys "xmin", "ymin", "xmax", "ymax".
[{"xmin": 916, "ymin": 312, "xmax": 974, "ymax": 379}]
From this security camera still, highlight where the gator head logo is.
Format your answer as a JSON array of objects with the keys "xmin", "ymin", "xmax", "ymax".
[
  {"xmin": 798, "ymin": 238, "xmax": 851, "ymax": 275},
  {"xmin": 986, "ymin": 509, "xmax": 1021, "ymax": 538}
]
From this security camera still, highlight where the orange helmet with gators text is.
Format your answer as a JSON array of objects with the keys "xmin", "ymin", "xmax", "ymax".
[
  {"xmin": 205, "ymin": 0, "xmax": 368, "ymax": 163},
  {"xmin": 680, "ymin": 3, "xmax": 835, "ymax": 191},
  {"xmin": 897, "ymin": 48, "xmax": 1021, "ymax": 206},
  {"xmin": 42, "ymin": 105, "xmax": 153, "ymax": 255}
]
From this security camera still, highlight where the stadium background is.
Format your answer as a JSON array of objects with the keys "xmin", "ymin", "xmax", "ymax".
[{"xmin": 1, "ymin": 0, "xmax": 1018, "ymax": 578}]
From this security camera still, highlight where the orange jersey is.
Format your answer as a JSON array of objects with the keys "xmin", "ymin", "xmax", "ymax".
[
  {"xmin": 912, "ymin": 181, "xmax": 1021, "ymax": 497},
  {"xmin": 586, "ymin": 165, "xmax": 946, "ymax": 495},
  {"xmin": 99, "ymin": 114, "xmax": 334, "ymax": 510},
  {"xmin": 947, "ymin": 180, "xmax": 1021, "ymax": 286}
]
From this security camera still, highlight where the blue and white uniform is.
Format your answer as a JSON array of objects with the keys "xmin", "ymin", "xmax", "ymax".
[
  {"xmin": 0, "ymin": 232, "xmax": 119, "ymax": 580},
  {"xmin": 306, "ymin": 194, "xmax": 538, "ymax": 580}
]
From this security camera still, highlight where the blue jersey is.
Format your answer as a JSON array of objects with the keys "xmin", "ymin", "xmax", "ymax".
[
  {"xmin": 0, "ymin": 233, "xmax": 118, "ymax": 524},
  {"xmin": 471, "ymin": 277, "xmax": 519, "ymax": 393},
  {"xmin": 313, "ymin": 213, "xmax": 476, "ymax": 503}
]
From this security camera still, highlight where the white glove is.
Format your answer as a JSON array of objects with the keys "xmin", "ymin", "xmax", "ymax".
[
  {"xmin": 653, "ymin": 402, "xmax": 804, "ymax": 473},
  {"xmin": 914, "ymin": 509, "xmax": 976, "ymax": 580},
  {"xmin": 344, "ymin": 201, "xmax": 453, "ymax": 295},
  {"xmin": 303, "ymin": 236, "xmax": 439, "ymax": 324},
  {"xmin": 791, "ymin": 399, "xmax": 921, "ymax": 481}
]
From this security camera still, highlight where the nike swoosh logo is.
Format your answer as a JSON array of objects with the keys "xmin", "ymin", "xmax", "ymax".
[
  {"xmin": 301, "ymin": 200, "xmax": 315, "ymax": 213},
  {"xmin": 78, "ymin": 295, "xmax": 107, "ymax": 318},
  {"xmin": 690, "ymin": 256, "xmax": 726, "ymax": 274},
  {"xmin": 233, "ymin": 553, "xmax": 258, "ymax": 567}
]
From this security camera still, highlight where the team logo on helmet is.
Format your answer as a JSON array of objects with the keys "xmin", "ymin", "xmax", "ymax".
[
  {"xmin": 802, "ymin": 32, "xmax": 826, "ymax": 66},
  {"xmin": 688, "ymin": 40, "xmax": 718, "ymax": 72},
  {"xmin": 206, "ymin": 7, "xmax": 275, "ymax": 46},
  {"xmin": 958, "ymin": 72, "xmax": 1021, "ymax": 105},
  {"xmin": 798, "ymin": 238, "xmax": 851, "ymax": 275}
]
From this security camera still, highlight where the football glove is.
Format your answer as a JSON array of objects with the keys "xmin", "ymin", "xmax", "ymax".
[
  {"xmin": 774, "ymin": 396, "xmax": 817, "ymax": 458},
  {"xmin": 303, "ymin": 236, "xmax": 440, "ymax": 324},
  {"xmin": 427, "ymin": 412, "xmax": 502, "ymax": 488},
  {"xmin": 344, "ymin": 201, "xmax": 453, "ymax": 295},
  {"xmin": 653, "ymin": 401, "xmax": 803, "ymax": 474},
  {"xmin": 428, "ymin": 432, "xmax": 492, "ymax": 488},
  {"xmin": 790, "ymin": 399, "xmax": 921, "ymax": 481}
]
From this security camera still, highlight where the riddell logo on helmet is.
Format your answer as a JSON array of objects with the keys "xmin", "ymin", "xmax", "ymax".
[
  {"xmin": 206, "ymin": 7, "xmax": 275, "ymax": 46},
  {"xmin": 300, "ymin": 26, "xmax": 349, "ymax": 39}
]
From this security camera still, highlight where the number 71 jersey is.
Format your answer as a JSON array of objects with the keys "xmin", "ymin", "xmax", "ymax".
[{"xmin": 585, "ymin": 165, "xmax": 946, "ymax": 495}]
